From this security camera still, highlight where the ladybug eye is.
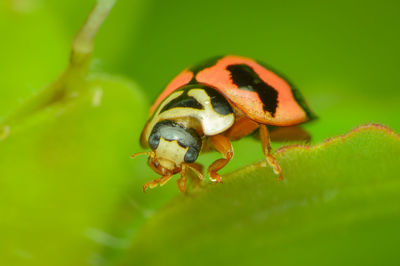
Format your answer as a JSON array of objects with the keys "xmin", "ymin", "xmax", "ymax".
[
  {"xmin": 184, "ymin": 148, "xmax": 199, "ymax": 163},
  {"xmin": 149, "ymin": 133, "xmax": 160, "ymax": 150}
]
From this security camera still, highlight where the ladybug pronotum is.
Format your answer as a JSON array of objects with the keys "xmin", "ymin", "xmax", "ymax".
[{"xmin": 132, "ymin": 55, "xmax": 315, "ymax": 192}]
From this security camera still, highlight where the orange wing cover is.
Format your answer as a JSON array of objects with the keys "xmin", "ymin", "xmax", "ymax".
[{"xmin": 150, "ymin": 55, "xmax": 314, "ymax": 126}]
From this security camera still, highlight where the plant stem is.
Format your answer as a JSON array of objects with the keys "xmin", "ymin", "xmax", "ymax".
[
  {"xmin": 0, "ymin": 0, "xmax": 117, "ymax": 140},
  {"xmin": 71, "ymin": 0, "xmax": 116, "ymax": 67}
]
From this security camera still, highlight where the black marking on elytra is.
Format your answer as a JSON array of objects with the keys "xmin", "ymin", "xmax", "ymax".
[
  {"xmin": 227, "ymin": 64, "xmax": 278, "ymax": 116},
  {"xmin": 160, "ymin": 90, "xmax": 203, "ymax": 113},
  {"xmin": 202, "ymin": 86, "xmax": 233, "ymax": 115},
  {"xmin": 148, "ymin": 120, "xmax": 202, "ymax": 163},
  {"xmin": 256, "ymin": 60, "xmax": 317, "ymax": 121},
  {"xmin": 188, "ymin": 56, "xmax": 224, "ymax": 84},
  {"xmin": 168, "ymin": 84, "xmax": 234, "ymax": 116},
  {"xmin": 150, "ymin": 57, "xmax": 223, "ymax": 111}
]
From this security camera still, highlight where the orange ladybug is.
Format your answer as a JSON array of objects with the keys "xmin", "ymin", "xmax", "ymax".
[{"xmin": 133, "ymin": 55, "xmax": 316, "ymax": 192}]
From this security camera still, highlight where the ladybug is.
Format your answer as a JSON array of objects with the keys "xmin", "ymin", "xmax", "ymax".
[{"xmin": 132, "ymin": 55, "xmax": 315, "ymax": 192}]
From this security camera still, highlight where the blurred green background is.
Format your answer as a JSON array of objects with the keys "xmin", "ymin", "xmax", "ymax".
[{"xmin": 0, "ymin": 0, "xmax": 399, "ymax": 265}]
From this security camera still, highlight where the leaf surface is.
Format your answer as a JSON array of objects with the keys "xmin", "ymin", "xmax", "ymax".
[{"xmin": 117, "ymin": 124, "xmax": 400, "ymax": 266}]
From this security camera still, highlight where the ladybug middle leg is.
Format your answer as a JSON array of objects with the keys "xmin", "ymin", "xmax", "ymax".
[
  {"xmin": 207, "ymin": 134, "xmax": 234, "ymax": 183},
  {"xmin": 259, "ymin": 124, "xmax": 283, "ymax": 180}
]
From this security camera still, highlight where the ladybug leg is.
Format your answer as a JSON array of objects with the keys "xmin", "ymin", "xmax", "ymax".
[
  {"xmin": 259, "ymin": 125, "xmax": 283, "ymax": 180},
  {"xmin": 184, "ymin": 163, "xmax": 204, "ymax": 189},
  {"xmin": 185, "ymin": 163, "xmax": 204, "ymax": 180},
  {"xmin": 131, "ymin": 151, "xmax": 152, "ymax": 159},
  {"xmin": 207, "ymin": 134, "xmax": 234, "ymax": 183},
  {"xmin": 177, "ymin": 166, "xmax": 188, "ymax": 192},
  {"xmin": 143, "ymin": 174, "xmax": 172, "ymax": 192}
]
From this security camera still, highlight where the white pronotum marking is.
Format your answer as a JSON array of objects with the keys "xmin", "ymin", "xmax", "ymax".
[{"xmin": 145, "ymin": 88, "xmax": 234, "ymax": 142}]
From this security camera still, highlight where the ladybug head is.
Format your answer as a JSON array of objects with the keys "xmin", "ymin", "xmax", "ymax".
[{"xmin": 132, "ymin": 120, "xmax": 202, "ymax": 177}]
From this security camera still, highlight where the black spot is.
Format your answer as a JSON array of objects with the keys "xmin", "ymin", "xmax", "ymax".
[
  {"xmin": 184, "ymin": 148, "xmax": 198, "ymax": 163},
  {"xmin": 256, "ymin": 59, "xmax": 317, "ymax": 121},
  {"xmin": 160, "ymin": 90, "xmax": 203, "ymax": 113},
  {"xmin": 202, "ymin": 87, "xmax": 233, "ymax": 115},
  {"xmin": 148, "ymin": 120, "xmax": 202, "ymax": 163},
  {"xmin": 227, "ymin": 64, "xmax": 278, "ymax": 116},
  {"xmin": 160, "ymin": 84, "xmax": 233, "ymax": 116},
  {"xmin": 148, "ymin": 132, "xmax": 160, "ymax": 150}
]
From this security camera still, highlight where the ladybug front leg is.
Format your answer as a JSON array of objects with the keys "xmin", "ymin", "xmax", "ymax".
[
  {"xmin": 259, "ymin": 125, "xmax": 283, "ymax": 180},
  {"xmin": 207, "ymin": 134, "xmax": 234, "ymax": 183},
  {"xmin": 143, "ymin": 174, "xmax": 173, "ymax": 192},
  {"xmin": 177, "ymin": 167, "xmax": 188, "ymax": 192},
  {"xmin": 177, "ymin": 163, "xmax": 205, "ymax": 191}
]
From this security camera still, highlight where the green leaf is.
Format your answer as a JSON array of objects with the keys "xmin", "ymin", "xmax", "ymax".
[
  {"xmin": 0, "ymin": 2, "xmax": 184, "ymax": 264},
  {"xmin": 0, "ymin": 76, "xmax": 148, "ymax": 265},
  {"xmin": 0, "ymin": 75, "xmax": 181, "ymax": 265},
  {"xmin": 116, "ymin": 124, "xmax": 400, "ymax": 266}
]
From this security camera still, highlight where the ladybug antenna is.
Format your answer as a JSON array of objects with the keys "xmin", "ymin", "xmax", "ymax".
[{"xmin": 131, "ymin": 151, "xmax": 153, "ymax": 159}]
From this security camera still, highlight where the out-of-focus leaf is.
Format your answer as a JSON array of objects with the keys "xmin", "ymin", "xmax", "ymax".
[
  {"xmin": 0, "ymin": 2, "xmax": 71, "ymax": 118},
  {"xmin": 0, "ymin": 76, "xmax": 179, "ymax": 266},
  {"xmin": 116, "ymin": 124, "xmax": 400, "ymax": 266},
  {"xmin": 0, "ymin": 2, "xmax": 181, "ymax": 265}
]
